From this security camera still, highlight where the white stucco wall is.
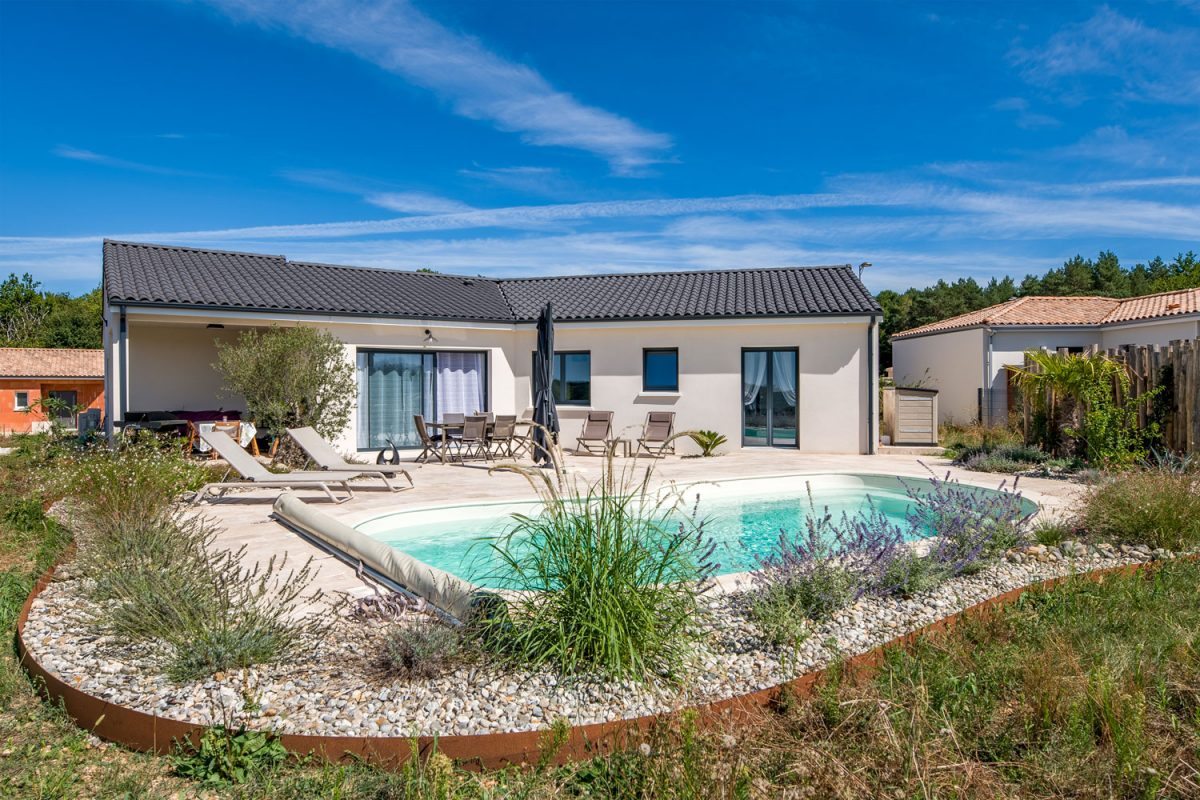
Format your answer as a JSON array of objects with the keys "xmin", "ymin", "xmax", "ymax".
[
  {"xmin": 1100, "ymin": 317, "xmax": 1200, "ymax": 349},
  {"xmin": 540, "ymin": 318, "xmax": 873, "ymax": 454},
  {"xmin": 125, "ymin": 321, "xmax": 247, "ymax": 414},
  {"xmin": 892, "ymin": 317, "xmax": 1200, "ymax": 428},
  {"xmin": 117, "ymin": 310, "xmax": 875, "ymax": 455},
  {"xmin": 891, "ymin": 328, "xmax": 983, "ymax": 426}
]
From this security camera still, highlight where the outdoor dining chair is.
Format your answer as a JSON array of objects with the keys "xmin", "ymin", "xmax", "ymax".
[
  {"xmin": 489, "ymin": 414, "xmax": 518, "ymax": 458},
  {"xmin": 636, "ymin": 411, "xmax": 677, "ymax": 457},
  {"xmin": 448, "ymin": 415, "xmax": 490, "ymax": 463},
  {"xmin": 413, "ymin": 415, "xmax": 443, "ymax": 464},
  {"xmin": 209, "ymin": 420, "xmax": 242, "ymax": 461},
  {"xmin": 574, "ymin": 410, "xmax": 615, "ymax": 456}
]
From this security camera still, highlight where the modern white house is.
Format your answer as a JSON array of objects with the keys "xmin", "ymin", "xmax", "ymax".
[
  {"xmin": 891, "ymin": 289, "xmax": 1200, "ymax": 426},
  {"xmin": 102, "ymin": 241, "xmax": 883, "ymax": 455}
]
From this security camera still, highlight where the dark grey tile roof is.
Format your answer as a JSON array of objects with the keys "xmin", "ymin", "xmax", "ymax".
[
  {"xmin": 498, "ymin": 267, "xmax": 880, "ymax": 321},
  {"xmin": 103, "ymin": 240, "xmax": 881, "ymax": 322}
]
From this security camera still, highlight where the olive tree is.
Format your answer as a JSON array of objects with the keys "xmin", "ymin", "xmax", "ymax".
[{"xmin": 214, "ymin": 326, "xmax": 356, "ymax": 452}]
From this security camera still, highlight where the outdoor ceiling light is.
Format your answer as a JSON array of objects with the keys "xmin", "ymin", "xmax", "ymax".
[{"xmin": 424, "ymin": 329, "xmax": 438, "ymax": 344}]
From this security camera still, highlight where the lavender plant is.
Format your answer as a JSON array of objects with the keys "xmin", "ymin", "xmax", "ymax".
[
  {"xmin": 902, "ymin": 469, "xmax": 1033, "ymax": 572},
  {"xmin": 751, "ymin": 473, "xmax": 1035, "ymax": 640},
  {"xmin": 750, "ymin": 490, "xmax": 906, "ymax": 644}
]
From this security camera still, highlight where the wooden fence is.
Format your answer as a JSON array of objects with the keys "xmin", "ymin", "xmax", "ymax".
[{"xmin": 1017, "ymin": 336, "xmax": 1199, "ymax": 455}]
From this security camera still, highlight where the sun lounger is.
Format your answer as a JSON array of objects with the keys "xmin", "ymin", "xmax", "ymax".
[
  {"xmin": 193, "ymin": 430, "xmax": 390, "ymax": 503},
  {"xmin": 287, "ymin": 426, "xmax": 414, "ymax": 488}
]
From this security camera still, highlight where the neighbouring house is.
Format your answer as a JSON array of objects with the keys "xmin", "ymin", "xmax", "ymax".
[
  {"xmin": 0, "ymin": 347, "xmax": 105, "ymax": 434},
  {"xmin": 101, "ymin": 240, "xmax": 882, "ymax": 454},
  {"xmin": 891, "ymin": 289, "xmax": 1200, "ymax": 426}
]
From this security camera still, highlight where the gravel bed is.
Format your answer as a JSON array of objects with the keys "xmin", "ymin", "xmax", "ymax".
[{"xmin": 21, "ymin": 541, "xmax": 1173, "ymax": 738}]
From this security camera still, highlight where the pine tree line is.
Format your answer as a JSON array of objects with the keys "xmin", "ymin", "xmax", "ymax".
[{"xmin": 877, "ymin": 251, "xmax": 1200, "ymax": 367}]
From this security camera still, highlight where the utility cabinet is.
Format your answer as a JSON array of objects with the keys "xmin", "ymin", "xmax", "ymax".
[{"xmin": 882, "ymin": 387, "xmax": 938, "ymax": 446}]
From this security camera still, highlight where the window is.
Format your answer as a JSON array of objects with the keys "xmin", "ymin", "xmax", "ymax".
[
  {"xmin": 13, "ymin": 391, "xmax": 29, "ymax": 411},
  {"xmin": 642, "ymin": 348, "xmax": 679, "ymax": 392},
  {"xmin": 356, "ymin": 350, "xmax": 488, "ymax": 449},
  {"xmin": 534, "ymin": 351, "xmax": 591, "ymax": 405}
]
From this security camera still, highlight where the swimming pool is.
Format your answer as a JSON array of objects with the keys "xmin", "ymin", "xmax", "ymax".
[{"xmin": 355, "ymin": 473, "xmax": 1033, "ymax": 588}]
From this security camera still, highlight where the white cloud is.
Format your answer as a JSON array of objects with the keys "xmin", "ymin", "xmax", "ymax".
[
  {"xmin": 53, "ymin": 145, "xmax": 204, "ymax": 176},
  {"xmin": 363, "ymin": 192, "xmax": 476, "ymax": 215},
  {"xmin": 459, "ymin": 165, "xmax": 577, "ymax": 198},
  {"xmin": 208, "ymin": 0, "xmax": 672, "ymax": 174},
  {"xmin": 1011, "ymin": 6, "xmax": 1200, "ymax": 105},
  {"xmin": 991, "ymin": 97, "xmax": 1060, "ymax": 129}
]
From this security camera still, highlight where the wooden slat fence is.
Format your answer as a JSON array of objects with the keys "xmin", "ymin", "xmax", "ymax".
[{"xmin": 1018, "ymin": 336, "xmax": 1199, "ymax": 455}]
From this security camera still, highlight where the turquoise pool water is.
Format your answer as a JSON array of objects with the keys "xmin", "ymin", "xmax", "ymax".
[{"xmin": 355, "ymin": 474, "xmax": 998, "ymax": 588}]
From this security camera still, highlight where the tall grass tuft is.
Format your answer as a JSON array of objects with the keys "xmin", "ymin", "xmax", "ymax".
[
  {"xmin": 480, "ymin": 434, "xmax": 716, "ymax": 680},
  {"xmin": 1077, "ymin": 469, "xmax": 1200, "ymax": 551}
]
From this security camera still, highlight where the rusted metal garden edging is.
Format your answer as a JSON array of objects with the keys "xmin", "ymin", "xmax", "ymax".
[{"xmin": 15, "ymin": 557, "xmax": 1190, "ymax": 770}]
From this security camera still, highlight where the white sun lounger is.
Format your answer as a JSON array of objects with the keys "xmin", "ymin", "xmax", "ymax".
[
  {"xmin": 287, "ymin": 426, "xmax": 413, "ymax": 488},
  {"xmin": 193, "ymin": 430, "xmax": 391, "ymax": 504}
]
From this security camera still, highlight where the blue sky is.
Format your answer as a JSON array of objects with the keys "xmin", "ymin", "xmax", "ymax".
[{"xmin": 1, "ymin": 0, "xmax": 1199, "ymax": 295}]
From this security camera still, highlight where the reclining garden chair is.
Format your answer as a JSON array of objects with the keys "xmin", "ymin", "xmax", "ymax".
[
  {"xmin": 574, "ymin": 410, "xmax": 615, "ymax": 456},
  {"xmin": 194, "ymin": 430, "xmax": 395, "ymax": 504},
  {"xmin": 287, "ymin": 426, "xmax": 414, "ymax": 488},
  {"xmin": 636, "ymin": 411, "xmax": 676, "ymax": 457}
]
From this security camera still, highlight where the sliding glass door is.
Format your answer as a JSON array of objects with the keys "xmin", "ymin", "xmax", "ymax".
[
  {"xmin": 742, "ymin": 349, "xmax": 798, "ymax": 448},
  {"xmin": 356, "ymin": 350, "xmax": 487, "ymax": 449}
]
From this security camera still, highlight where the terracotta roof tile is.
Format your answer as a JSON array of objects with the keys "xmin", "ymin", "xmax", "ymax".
[
  {"xmin": 893, "ymin": 289, "xmax": 1200, "ymax": 339},
  {"xmin": 0, "ymin": 348, "xmax": 104, "ymax": 378}
]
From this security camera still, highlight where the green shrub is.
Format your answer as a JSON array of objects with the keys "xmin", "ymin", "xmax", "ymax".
[
  {"xmin": 1077, "ymin": 470, "xmax": 1200, "ymax": 551},
  {"xmin": 172, "ymin": 725, "xmax": 287, "ymax": 785},
  {"xmin": 383, "ymin": 617, "xmax": 466, "ymax": 679},
  {"xmin": 214, "ymin": 325, "xmax": 356, "ymax": 447},
  {"xmin": 53, "ymin": 437, "xmax": 208, "ymax": 534},
  {"xmin": 482, "ymin": 454, "xmax": 715, "ymax": 679},
  {"xmin": 751, "ymin": 560, "xmax": 853, "ymax": 646},
  {"xmin": 876, "ymin": 548, "xmax": 947, "ymax": 598},
  {"xmin": 1032, "ymin": 518, "xmax": 1072, "ymax": 547},
  {"xmin": 686, "ymin": 430, "xmax": 728, "ymax": 457}
]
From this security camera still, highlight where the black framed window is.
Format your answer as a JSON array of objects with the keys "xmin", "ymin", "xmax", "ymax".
[
  {"xmin": 642, "ymin": 348, "xmax": 679, "ymax": 391},
  {"xmin": 535, "ymin": 351, "xmax": 591, "ymax": 405}
]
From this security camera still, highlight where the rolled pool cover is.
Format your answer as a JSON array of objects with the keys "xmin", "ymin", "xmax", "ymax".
[{"xmin": 272, "ymin": 493, "xmax": 506, "ymax": 624}]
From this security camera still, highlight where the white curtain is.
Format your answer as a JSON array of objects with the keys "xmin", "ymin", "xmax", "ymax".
[
  {"xmin": 772, "ymin": 351, "xmax": 797, "ymax": 407},
  {"xmin": 436, "ymin": 352, "xmax": 485, "ymax": 418},
  {"xmin": 355, "ymin": 351, "xmax": 369, "ymax": 449},
  {"xmin": 742, "ymin": 351, "xmax": 768, "ymax": 407}
]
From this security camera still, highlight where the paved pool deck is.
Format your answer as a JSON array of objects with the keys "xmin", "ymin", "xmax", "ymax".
[{"xmin": 196, "ymin": 450, "xmax": 1085, "ymax": 607}]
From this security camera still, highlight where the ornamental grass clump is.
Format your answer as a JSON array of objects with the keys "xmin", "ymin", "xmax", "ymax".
[
  {"xmin": 482, "ymin": 441, "xmax": 717, "ymax": 680},
  {"xmin": 1077, "ymin": 469, "xmax": 1200, "ymax": 552}
]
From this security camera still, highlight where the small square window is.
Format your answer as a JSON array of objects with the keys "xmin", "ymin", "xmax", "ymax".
[
  {"xmin": 532, "ymin": 351, "xmax": 591, "ymax": 405},
  {"xmin": 643, "ymin": 349, "xmax": 679, "ymax": 392},
  {"xmin": 13, "ymin": 391, "xmax": 29, "ymax": 411}
]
